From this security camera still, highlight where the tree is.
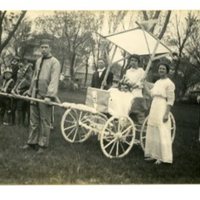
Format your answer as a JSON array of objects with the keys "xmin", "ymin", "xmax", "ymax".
[
  {"xmin": 11, "ymin": 19, "xmax": 32, "ymax": 57},
  {"xmin": 35, "ymin": 11, "xmax": 97, "ymax": 81},
  {"xmin": 0, "ymin": 11, "xmax": 27, "ymax": 54},
  {"xmin": 141, "ymin": 10, "xmax": 171, "ymax": 39},
  {"xmin": 169, "ymin": 12, "xmax": 199, "ymax": 78}
]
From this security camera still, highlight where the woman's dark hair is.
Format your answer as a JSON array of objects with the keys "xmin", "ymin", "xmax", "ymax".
[
  {"xmin": 128, "ymin": 54, "xmax": 140, "ymax": 64},
  {"xmin": 157, "ymin": 62, "xmax": 170, "ymax": 73},
  {"xmin": 125, "ymin": 54, "xmax": 140, "ymax": 70}
]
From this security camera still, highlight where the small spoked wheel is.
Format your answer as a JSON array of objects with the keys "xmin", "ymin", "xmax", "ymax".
[
  {"xmin": 140, "ymin": 112, "xmax": 176, "ymax": 151},
  {"xmin": 100, "ymin": 116, "xmax": 135, "ymax": 158},
  {"xmin": 61, "ymin": 108, "xmax": 92, "ymax": 143}
]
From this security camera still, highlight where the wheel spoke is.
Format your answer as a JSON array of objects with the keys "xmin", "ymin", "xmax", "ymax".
[
  {"xmin": 119, "ymin": 142, "xmax": 125, "ymax": 153},
  {"xmin": 109, "ymin": 141, "xmax": 116, "ymax": 155},
  {"xmin": 64, "ymin": 123, "xmax": 76, "ymax": 131},
  {"xmin": 116, "ymin": 141, "xmax": 119, "ymax": 156},
  {"xmin": 78, "ymin": 110, "xmax": 83, "ymax": 121},
  {"xmin": 122, "ymin": 139, "xmax": 132, "ymax": 146},
  {"xmin": 104, "ymin": 138, "xmax": 116, "ymax": 149},
  {"xmin": 103, "ymin": 135, "xmax": 114, "ymax": 142},
  {"xmin": 121, "ymin": 133, "xmax": 133, "ymax": 139},
  {"xmin": 69, "ymin": 111, "xmax": 77, "ymax": 122},
  {"xmin": 121, "ymin": 125, "xmax": 132, "ymax": 135},
  {"xmin": 72, "ymin": 127, "xmax": 78, "ymax": 142},
  {"xmin": 64, "ymin": 119, "xmax": 74, "ymax": 124},
  {"xmin": 118, "ymin": 121, "xmax": 121, "ymax": 132},
  {"xmin": 66, "ymin": 127, "xmax": 76, "ymax": 138}
]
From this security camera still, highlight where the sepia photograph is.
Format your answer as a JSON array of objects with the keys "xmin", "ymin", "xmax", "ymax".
[{"xmin": 0, "ymin": 5, "xmax": 200, "ymax": 191}]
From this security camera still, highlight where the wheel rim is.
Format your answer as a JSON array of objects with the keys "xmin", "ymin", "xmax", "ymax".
[
  {"xmin": 140, "ymin": 112, "xmax": 176, "ymax": 151},
  {"xmin": 61, "ymin": 108, "xmax": 92, "ymax": 143},
  {"xmin": 100, "ymin": 116, "xmax": 135, "ymax": 158},
  {"xmin": 169, "ymin": 113, "xmax": 176, "ymax": 142},
  {"xmin": 140, "ymin": 117, "xmax": 148, "ymax": 151}
]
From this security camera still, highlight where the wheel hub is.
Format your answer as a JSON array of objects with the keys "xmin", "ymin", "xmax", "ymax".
[{"xmin": 115, "ymin": 132, "xmax": 122, "ymax": 140}]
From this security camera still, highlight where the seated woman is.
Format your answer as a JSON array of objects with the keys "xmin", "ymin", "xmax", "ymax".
[{"xmin": 108, "ymin": 54, "xmax": 148, "ymax": 124}]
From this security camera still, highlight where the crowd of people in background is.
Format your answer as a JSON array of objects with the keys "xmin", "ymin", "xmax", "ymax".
[{"xmin": 0, "ymin": 56, "xmax": 33, "ymax": 126}]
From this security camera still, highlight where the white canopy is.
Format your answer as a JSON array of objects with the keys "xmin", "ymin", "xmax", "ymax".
[{"xmin": 102, "ymin": 27, "xmax": 171, "ymax": 56}]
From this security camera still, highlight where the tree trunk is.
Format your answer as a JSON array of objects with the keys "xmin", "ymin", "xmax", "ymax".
[
  {"xmin": 158, "ymin": 11, "xmax": 171, "ymax": 39},
  {"xmin": 70, "ymin": 53, "xmax": 76, "ymax": 81},
  {"xmin": 142, "ymin": 11, "xmax": 149, "ymax": 21},
  {"xmin": 0, "ymin": 11, "xmax": 27, "ymax": 54},
  {"xmin": 149, "ymin": 11, "xmax": 161, "ymax": 33}
]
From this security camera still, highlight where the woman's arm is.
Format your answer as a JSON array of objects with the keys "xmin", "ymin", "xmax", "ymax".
[
  {"xmin": 164, "ymin": 81, "xmax": 175, "ymax": 123},
  {"xmin": 143, "ymin": 81, "xmax": 153, "ymax": 97},
  {"xmin": 163, "ymin": 105, "xmax": 171, "ymax": 123}
]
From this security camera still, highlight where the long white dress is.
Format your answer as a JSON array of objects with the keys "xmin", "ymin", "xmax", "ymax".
[
  {"xmin": 108, "ymin": 68, "xmax": 145, "ymax": 117},
  {"xmin": 145, "ymin": 78, "xmax": 175, "ymax": 163},
  {"xmin": 124, "ymin": 68, "xmax": 145, "ymax": 97}
]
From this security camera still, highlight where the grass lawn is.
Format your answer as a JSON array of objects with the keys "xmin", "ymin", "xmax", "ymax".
[{"xmin": 0, "ymin": 88, "xmax": 200, "ymax": 184}]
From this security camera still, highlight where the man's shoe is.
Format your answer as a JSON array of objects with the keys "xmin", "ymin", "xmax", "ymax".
[
  {"xmin": 36, "ymin": 147, "xmax": 46, "ymax": 154},
  {"xmin": 21, "ymin": 144, "xmax": 37, "ymax": 150}
]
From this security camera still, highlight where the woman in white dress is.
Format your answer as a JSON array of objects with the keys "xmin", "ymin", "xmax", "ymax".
[
  {"xmin": 122, "ymin": 54, "xmax": 147, "ymax": 124},
  {"xmin": 144, "ymin": 62, "xmax": 175, "ymax": 165}
]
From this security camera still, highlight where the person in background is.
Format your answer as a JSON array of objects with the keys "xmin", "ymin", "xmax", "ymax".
[
  {"xmin": 10, "ymin": 56, "xmax": 21, "ymax": 125},
  {"xmin": 91, "ymin": 59, "xmax": 113, "ymax": 90},
  {"xmin": 10, "ymin": 56, "xmax": 20, "ymax": 83},
  {"xmin": 0, "ymin": 68, "xmax": 14, "ymax": 125},
  {"xmin": 22, "ymin": 39, "xmax": 61, "ymax": 154},
  {"xmin": 144, "ymin": 62, "xmax": 175, "ymax": 165},
  {"xmin": 11, "ymin": 59, "xmax": 33, "ymax": 126}
]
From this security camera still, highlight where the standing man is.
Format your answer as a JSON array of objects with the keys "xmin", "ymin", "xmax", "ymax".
[
  {"xmin": 91, "ymin": 59, "xmax": 113, "ymax": 90},
  {"xmin": 10, "ymin": 56, "xmax": 20, "ymax": 125},
  {"xmin": 22, "ymin": 39, "xmax": 61, "ymax": 153},
  {"xmin": 10, "ymin": 56, "xmax": 20, "ymax": 83}
]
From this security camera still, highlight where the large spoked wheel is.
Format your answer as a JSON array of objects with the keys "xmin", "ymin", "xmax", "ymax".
[
  {"xmin": 140, "ymin": 112, "xmax": 176, "ymax": 151},
  {"xmin": 100, "ymin": 116, "xmax": 135, "ymax": 158},
  {"xmin": 61, "ymin": 108, "xmax": 92, "ymax": 143}
]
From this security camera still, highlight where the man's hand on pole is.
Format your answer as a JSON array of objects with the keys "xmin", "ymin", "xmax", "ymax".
[{"xmin": 44, "ymin": 97, "xmax": 52, "ymax": 105}]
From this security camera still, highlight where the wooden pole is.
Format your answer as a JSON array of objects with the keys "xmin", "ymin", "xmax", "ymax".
[
  {"xmin": 0, "ymin": 92, "xmax": 98, "ymax": 113},
  {"xmin": 101, "ymin": 45, "xmax": 117, "ymax": 89}
]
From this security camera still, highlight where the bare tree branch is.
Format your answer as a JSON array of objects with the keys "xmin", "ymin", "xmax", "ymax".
[
  {"xmin": 0, "ymin": 11, "xmax": 7, "ymax": 45},
  {"xmin": 0, "ymin": 11, "xmax": 26, "ymax": 53}
]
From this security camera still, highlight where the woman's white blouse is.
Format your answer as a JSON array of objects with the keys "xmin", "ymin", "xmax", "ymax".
[{"xmin": 151, "ymin": 78, "xmax": 175, "ymax": 106}]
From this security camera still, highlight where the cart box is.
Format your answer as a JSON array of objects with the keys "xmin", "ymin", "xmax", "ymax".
[{"xmin": 85, "ymin": 87, "xmax": 110, "ymax": 113}]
